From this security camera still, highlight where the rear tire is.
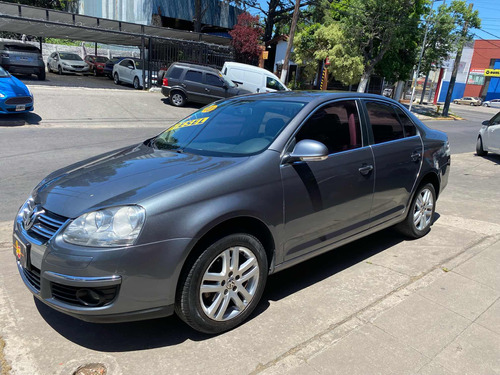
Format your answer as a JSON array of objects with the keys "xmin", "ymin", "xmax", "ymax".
[
  {"xmin": 175, "ymin": 233, "xmax": 268, "ymax": 334},
  {"xmin": 170, "ymin": 91, "xmax": 186, "ymax": 107},
  {"xmin": 397, "ymin": 183, "xmax": 436, "ymax": 239},
  {"xmin": 476, "ymin": 136, "xmax": 488, "ymax": 156}
]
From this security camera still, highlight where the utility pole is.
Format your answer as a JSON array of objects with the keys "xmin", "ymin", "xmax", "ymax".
[
  {"xmin": 442, "ymin": 3, "xmax": 473, "ymax": 117},
  {"xmin": 280, "ymin": 0, "xmax": 300, "ymax": 84}
]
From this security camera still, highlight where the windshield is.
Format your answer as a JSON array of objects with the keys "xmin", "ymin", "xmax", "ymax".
[
  {"xmin": 59, "ymin": 53, "xmax": 83, "ymax": 61},
  {"xmin": 134, "ymin": 60, "xmax": 143, "ymax": 70},
  {"xmin": 0, "ymin": 66, "xmax": 10, "ymax": 78},
  {"xmin": 221, "ymin": 74, "xmax": 236, "ymax": 88},
  {"xmin": 153, "ymin": 99, "xmax": 306, "ymax": 156}
]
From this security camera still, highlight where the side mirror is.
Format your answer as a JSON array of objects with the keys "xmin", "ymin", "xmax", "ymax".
[
  {"xmin": 128, "ymin": 65, "xmax": 134, "ymax": 70},
  {"xmin": 285, "ymin": 139, "xmax": 329, "ymax": 163},
  {"xmin": 482, "ymin": 120, "xmax": 490, "ymax": 126},
  {"xmin": 222, "ymin": 83, "xmax": 228, "ymax": 89}
]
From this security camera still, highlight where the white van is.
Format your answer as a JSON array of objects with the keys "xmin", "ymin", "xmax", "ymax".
[{"xmin": 222, "ymin": 62, "xmax": 289, "ymax": 93}]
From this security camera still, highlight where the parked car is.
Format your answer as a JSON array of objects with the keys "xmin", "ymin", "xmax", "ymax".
[
  {"xmin": 161, "ymin": 62, "xmax": 251, "ymax": 106},
  {"xmin": 453, "ymin": 97, "xmax": 482, "ymax": 106},
  {"xmin": 103, "ymin": 57, "xmax": 131, "ymax": 79},
  {"xmin": 0, "ymin": 41, "xmax": 45, "ymax": 80},
  {"xmin": 84, "ymin": 55, "xmax": 109, "ymax": 76},
  {"xmin": 47, "ymin": 52, "xmax": 89, "ymax": 75},
  {"xmin": 482, "ymin": 99, "xmax": 500, "ymax": 108},
  {"xmin": 222, "ymin": 61, "xmax": 289, "ymax": 93},
  {"xmin": 13, "ymin": 92, "xmax": 450, "ymax": 333},
  {"xmin": 112, "ymin": 58, "xmax": 151, "ymax": 89},
  {"xmin": 476, "ymin": 111, "xmax": 500, "ymax": 156},
  {"xmin": 0, "ymin": 65, "xmax": 33, "ymax": 113}
]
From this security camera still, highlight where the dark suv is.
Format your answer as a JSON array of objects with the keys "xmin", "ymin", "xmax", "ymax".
[
  {"xmin": 161, "ymin": 62, "xmax": 251, "ymax": 107},
  {"xmin": 0, "ymin": 42, "xmax": 45, "ymax": 80}
]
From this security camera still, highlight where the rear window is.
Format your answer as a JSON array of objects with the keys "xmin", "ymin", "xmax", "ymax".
[
  {"xmin": 95, "ymin": 56, "xmax": 108, "ymax": 63},
  {"xmin": 3, "ymin": 44, "xmax": 40, "ymax": 53}
]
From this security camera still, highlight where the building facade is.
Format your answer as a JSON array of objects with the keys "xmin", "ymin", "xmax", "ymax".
[
  {"xmin": 77, "ymin": 0, "xmax": 241, "ymax": 34},
  {"xmin": 437, "ymin": 40, "xmax": 500, "ymax": 102}
]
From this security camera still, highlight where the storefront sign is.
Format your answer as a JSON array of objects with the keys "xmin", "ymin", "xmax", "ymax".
[{"xmin": 485, "ymin": 69, "xmax": 500, "ymax": 77}]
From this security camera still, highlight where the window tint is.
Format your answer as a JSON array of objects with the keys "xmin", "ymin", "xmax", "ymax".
[
  {"xmin": 206, "ymin": 73, "xmax": 224, "ymax": 87},
  {"xmin": 491, "ymin": 113, "xmax": 500, "ymax": 125},
  {"xmin": 119, "ymin": 59, "xmax": 130, "ymax": 67},
  {"xmin": 168, "ymin": 67, "xmax": 183, "ymax": 79},
  {"xmin": 295, "ymin": 100, "xmax": 362, "ymax": 154},
  {"xmin": 366, "ymin": 102, "xmax": 404, "ymax": 144},
  {"xmin": 394, "ymin": 107, "xmax": 417, "ymax": 137},
  {"xmin": 185, "ymin": 70, "xmax": 203, "ymax": 83},
  {"xmin": 4, "ymin": 44, "xmax": 40, "ymax": 53}
]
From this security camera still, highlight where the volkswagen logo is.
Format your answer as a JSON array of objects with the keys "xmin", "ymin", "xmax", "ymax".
[{"xmin": 23, "ymin": 206, "xmax": 44, "ymax": 230}]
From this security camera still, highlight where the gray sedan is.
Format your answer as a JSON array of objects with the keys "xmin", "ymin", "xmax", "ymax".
[
  {"xmin": 13, "ymin": 92, "xmax": 450, "ymax": 333},
  {"xmin": 482, "ymin": 99, "xmax": 500, "ymax": 108}
]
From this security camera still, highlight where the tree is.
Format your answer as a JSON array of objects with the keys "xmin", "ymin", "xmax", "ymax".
[
  {"xmin": 3, "ymin": 0, "xmax": 76, "ymax": 10},
  {"xmin": 294, "ymin": 23, "xmax": 364, "ymax": 86},
  {"xmin": 442, "ymin": 1, "xmax": 480, "ymax": 116},
  {"xmin": 229, "ymin": 13, "xmax": 263, "ymax": 64},
  {"xmin": 331, "ymin": 0, "xmax": 427, "ymax": 92}
]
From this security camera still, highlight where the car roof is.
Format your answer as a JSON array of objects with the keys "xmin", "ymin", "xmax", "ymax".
[
  {"xmin": 223, "ymin": 91, "xmax": 403, "ymax": 106},
  {"xmin": 171, "ymin": 62, "xmax": 220, "ymax": 74}
]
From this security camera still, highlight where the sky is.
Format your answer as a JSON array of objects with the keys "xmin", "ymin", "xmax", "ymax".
[{"xmin": 464, "ymin": 0, "xmax": 500, "ymax": 41}]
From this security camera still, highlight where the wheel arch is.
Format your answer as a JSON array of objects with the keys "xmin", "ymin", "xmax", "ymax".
[
  {"xmin": 417, "ymin": 171, "xmax": 440, "ymax": 199},
  {"xmin": 175, "ymin": 216, "xmax": 276, "ymax": 299}
]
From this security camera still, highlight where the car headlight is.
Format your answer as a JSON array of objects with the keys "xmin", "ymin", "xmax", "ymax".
[
  {"xmin": 62, "ymin": 205, "xmax": 145, "ymax": 247},
  {"xmin": 62, "ymin": 62, "xmax": 69, "ymax": 66},
  {"xmin": 0, "ymin": 93, "xmax": 5, "ymax": 98}
]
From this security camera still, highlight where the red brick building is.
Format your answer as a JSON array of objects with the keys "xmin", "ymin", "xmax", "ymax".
[{"xmin": 463, "ymin": 39, "xmax": 500, "ymax": 100}]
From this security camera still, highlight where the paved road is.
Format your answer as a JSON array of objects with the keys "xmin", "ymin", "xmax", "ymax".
[{"xmin": 0, "ymin": 86, "xmax": 499, "ymax": 375}]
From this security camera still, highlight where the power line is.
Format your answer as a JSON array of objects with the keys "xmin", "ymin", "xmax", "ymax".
[{"xmin": 478, "ymin": 28, "xmax": 500, "ymax": 39}]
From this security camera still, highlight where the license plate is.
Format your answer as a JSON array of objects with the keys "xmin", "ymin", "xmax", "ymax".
[
  {"xmin": 13, "ymin": 234, "xmax": 30, "ymax": 270},
  {"xmin": 15, "ymin": 105, "xmax": 25, "ymax": 111}
]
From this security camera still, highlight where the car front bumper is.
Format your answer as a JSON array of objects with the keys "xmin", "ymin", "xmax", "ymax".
[
  {"xmin": 13, "ymin": 213, "xmax": 192, "ymax": 323},
  {"xmin": 61, "ymin": 65, "xmax": 90, "ymax": 74},
  {"xmin": 0, "ymin": 96, "xmax": 34, "ymax": 114}
]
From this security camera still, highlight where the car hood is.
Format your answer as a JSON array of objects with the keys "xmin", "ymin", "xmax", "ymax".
[
  {"xmin": 0, "ymin": 75, "xmax": 30, "ymax": 97},
  {"xmin": 34, "ymin": 143, "xmax": 248, "ymax": 218}
]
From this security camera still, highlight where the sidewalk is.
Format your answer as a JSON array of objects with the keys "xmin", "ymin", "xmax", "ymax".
[{"xmin": 260, "ymin": 237, "xmax": 500, "ymax": 375}]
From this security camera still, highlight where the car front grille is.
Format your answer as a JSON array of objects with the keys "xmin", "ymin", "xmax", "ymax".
[
  {"xmin": 71, "ymin": 65, "xmax": 84, "ymax": 69},
  {"xmin": 27, "ymin": 209, "xmax": 68, "ymax": 243},
  {"xmin": 5, "ymin": 96, "xmax": 32, "ymax": 105},
  {"xmin": 51, "ymin": 282, "xmax": 119, "ymax": 307},
  {"xmin": 23, "ymin": 266, "xmax": 41, "ymax": 291}
]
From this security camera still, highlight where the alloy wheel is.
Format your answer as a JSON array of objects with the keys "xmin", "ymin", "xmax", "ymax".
[
  {"xmin": 413, "ymin": 188, "xmax": 434, "ymax": 231},
  {"xmin": 199, "ymin": 246, "xmax": 260, "ymax": 321}
]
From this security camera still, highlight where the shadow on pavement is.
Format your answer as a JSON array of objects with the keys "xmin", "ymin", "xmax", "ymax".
[
  {"xmin": 16, "ymin": 73, "xmax": 135, "ymax": 91},
  {"xmin": 0, "ymin": 112, "xmax": 42, "ymax": 126},
  {"xmin": 477, "ymin": 153, "xmax": 500, "ymax": 165},
  {"xmin": 160, "ymin": 98, "xmax": 203, "ymax": 110},
  {"xmin": 36, "ymin": 219, "xmax": 441, "ymax": 351}
]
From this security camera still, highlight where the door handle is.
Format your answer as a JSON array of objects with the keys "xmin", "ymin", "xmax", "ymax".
[
  {"xmin": 205, "ymin": 88, "xmax": 209, "ymax": 92},
  {"xmin": 181, "ymin": 83, "xmax": 186, "ymax": 88},
  {"xmin": 411, "ymin": 151, "xmax": 421, "ymax": 162},
  {"xmin": 358, "ymin": 164, "xmax": 373, "ymax": 176}
]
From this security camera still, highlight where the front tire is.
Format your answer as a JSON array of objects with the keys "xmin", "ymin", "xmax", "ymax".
[
  {"xmin": 113, "ymin": 73, "xmax": 120, "ymax": 85},
  {"xmin": 133, "ymin": 76, "xmax": 140, "ymax": 90},
  {"xmin": 470, "ymin": 103, "xmax": 474, "ymax": 106},
  {"xmin": 476, "ymin": 136, "xmax": 488, "ymax": 156},
  {"xmin": 397, "ymin": 183, "xmax": 436, "ymax": 239},
  {"xmin": 175, "ymin": 233, "xmax": 268, "ymax": 334},
  {"xmin": 58, "ymin": 65, "xmax": 62, "ymax": 75}
]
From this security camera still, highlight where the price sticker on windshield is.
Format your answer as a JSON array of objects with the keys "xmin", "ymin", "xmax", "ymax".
[
  {"xmin": 169, "ymin": 117, "xmax": 209, "ymax": 131},
  {"xmin": 202, "ymin": 105, "xmax": 217, "ymax": 113}
]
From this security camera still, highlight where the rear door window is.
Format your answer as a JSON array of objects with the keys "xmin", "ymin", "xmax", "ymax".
[
  {"xmin": 185, "ymin": 70, "xmax": 203, "ymax": 83},
  {"xmin": 365, "ymin": 102, "xmax": 404, "ymax": 144},
  {"xmin": 394, "ymin": 107, "xmax": 417, "ymax": 137}
]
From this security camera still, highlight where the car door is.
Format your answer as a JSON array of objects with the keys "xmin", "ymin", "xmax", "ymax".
[
  {"xmin": 121, "ymin": 59, "xmax": 135, "ymax": 83},
  {"xmin": 362, "ymin": 100, "xmax": 422, "ymax": 226},
  {"xmin": 183, "ymin": 70, "xmax": 207, "ymax": 103},
  {"xmin": 49, "ymin": 53, "xmax": 58, "ymax": 71},
  {"xmin": 485, "ymin": 112, "xmax": 500, "ymax": 152},
  {"xmin": 281, "ymin": 99, "xmax": 374, "ymax": 262},
  {"xmin": 204, "ymin": 73, "xmax": 227, "ymax": 101}
]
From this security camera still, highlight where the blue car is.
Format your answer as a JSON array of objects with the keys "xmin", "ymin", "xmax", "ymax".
[{"xmin": 0, "ymin": 66, "xmax": 33, "ymax": 114}]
